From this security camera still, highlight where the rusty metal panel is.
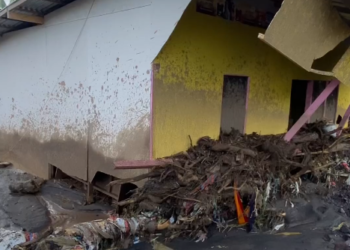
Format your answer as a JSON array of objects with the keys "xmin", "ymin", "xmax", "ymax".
[{"xmin": 260, "ymin": 0, "xmax": 350, "ymax": 72}]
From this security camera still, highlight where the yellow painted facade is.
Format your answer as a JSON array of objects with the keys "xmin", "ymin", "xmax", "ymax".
[
  {"xmin": 338, "ymin": 84, "xmax": 350, "ymax": 118},
  {"xmin": 152, "ymin": 1, "xmax": 350, "ymax": 159}
]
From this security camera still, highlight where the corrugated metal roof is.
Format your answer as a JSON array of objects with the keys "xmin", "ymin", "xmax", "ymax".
[{"xmin": 0, "ymin": 0, "xmax": 76, "ymax": 36}]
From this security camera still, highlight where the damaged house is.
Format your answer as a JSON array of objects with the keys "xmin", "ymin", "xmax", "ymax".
[{"xmin": 1, "ymin": 0, "xmax": 350, "ymax": 201}]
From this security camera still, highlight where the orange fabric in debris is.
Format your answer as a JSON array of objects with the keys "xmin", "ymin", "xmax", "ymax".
[{"xmin": 234, "ymin": 183, "xmax": 248, "ymax": 225}]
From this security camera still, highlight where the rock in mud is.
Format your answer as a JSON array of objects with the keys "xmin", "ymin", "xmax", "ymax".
[
  {"xmin": 0, "ymin": 161, "xmax": 11, "ymax": 168},
  {"xmin": 9, "ymin": 179, "xmax": 44, "ymax": 194}
]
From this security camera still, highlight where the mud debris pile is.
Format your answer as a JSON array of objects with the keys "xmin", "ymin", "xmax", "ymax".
[
  {"xmin": 13, "ymin": 121, "xmax": 350, "ymax": 249},
  {"xmin": 115, "ymin": 122, "xmax": 350, "ymax": 234}
]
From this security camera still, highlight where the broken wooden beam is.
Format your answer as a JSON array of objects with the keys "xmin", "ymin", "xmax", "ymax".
[
  {"xmin": 284, "ymin": 80, "xmax": 340, "ymax": 141},
  {"xmin": 114, "ymin": 159, "xmax": 173, "ymax": 169},
  {"xmin": 7, "ymin": 11, "xmax": 44, "ymax": 24}
]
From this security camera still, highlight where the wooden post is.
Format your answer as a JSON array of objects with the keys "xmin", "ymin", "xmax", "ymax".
[
  {"xmin": 86, "ymin": 183, "xmax": 94, "ymax": 204},
  {"xmin": 337, "ymin": 104, "xmax": 350, "ymax": 136},
  {"xmin": 305, "ymin": 81, "xmax": 314, "ymax": 111},
  {"xmin": 284, "ymin": 80, "xmax": 340, "ymax": 141},
  {"xmin": 7, "ymin": 11, "xmax": 44, "ymax": 24}
]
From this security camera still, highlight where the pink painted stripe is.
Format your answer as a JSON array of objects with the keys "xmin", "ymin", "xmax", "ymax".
[
  {"xmin": 150, "ymin": 65, "xmax": 154, "ymax": 160},
  {"xmin": 337, "ymin": 104, "xmax": 350, "ymax": 136},
  {"xmin": 284, "ymin": 80, "xmax": 340, "ymax": 141}
]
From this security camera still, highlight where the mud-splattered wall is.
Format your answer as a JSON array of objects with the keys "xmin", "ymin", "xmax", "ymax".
[
  {"xmin": 152, "ymin": 0, "xmax": 343, "ymax": 159},
  {"xmin": 0, "ymin": 0, "xmax": 191, "ymax": 181}
]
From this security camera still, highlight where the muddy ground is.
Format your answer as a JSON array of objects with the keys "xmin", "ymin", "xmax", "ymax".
[
  {"xmin": 0, "ymin": 167, "xmax": 112, "ymax": 233},
  {"xmin": 1, "ymin": 167, "xmax": 350, "ymax": 250}
]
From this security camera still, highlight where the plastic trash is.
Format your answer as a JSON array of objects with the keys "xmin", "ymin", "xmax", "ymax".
[
  {"xmin": 273, "ymin": 223, "xmax": 285, "ymax": 232},
  {"xmin": 346, "ymin": 175, "xmax": 350, "ymax": 185},
  {"xmin": 133, "ymin": 236, "xmax": 140, "ymax": 244},
  {"xmin": 323, "ymin": 124, "xmax": 337, "ymax": 138},
  {"xmin": 0, "ymin": 229, "xmax": 37, "ymax": 250}
]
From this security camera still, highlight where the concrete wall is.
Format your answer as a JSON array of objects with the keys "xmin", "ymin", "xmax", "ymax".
[
  {"xmin": 0, "ymin": 0, "xmax": 190, "ymax": 181},
  {"xmin": 152, "ymin": 0, "xmax": 343, "ymax": 159}
]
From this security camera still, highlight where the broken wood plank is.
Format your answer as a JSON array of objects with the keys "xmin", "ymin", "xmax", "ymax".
[
  {"xmin": 292, "ymin": 133, "xmax": 319, "ymax": 143},
  {"xmin": 108, "ymin": 172, "xmax": 160, "ymax": 186},
  {"xmin": 7, "ymin": 11, "xmax": 44, "ymax": 24},
  {"xmin": 114, "ymin": 159, "xmax": 172, "ymax": 169},
  {"xmin": 211, "ymin": 143, "xmax": 257, "ymax": 157}
]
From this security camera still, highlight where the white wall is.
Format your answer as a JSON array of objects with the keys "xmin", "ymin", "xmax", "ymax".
[{"xmin": 0, "ymin": 0, "xmax": 190, "ymax": 181}]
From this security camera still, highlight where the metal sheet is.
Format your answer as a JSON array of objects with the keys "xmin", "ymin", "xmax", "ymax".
[{"xmin": 261, "ymin": 0, "xmax": 350, "ymax": 72}]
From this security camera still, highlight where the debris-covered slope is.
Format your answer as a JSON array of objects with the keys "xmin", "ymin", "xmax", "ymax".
[{"xmin": 14, "ymin": 121, "xmax": 350, "ymax": 249}]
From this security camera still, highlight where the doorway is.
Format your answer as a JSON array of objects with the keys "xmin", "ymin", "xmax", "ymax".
[
  {"xmin": 310, "ymin": 81, "xmax": 339, "ymax": 123},
  {"xmin": 220, "ymin": 75, "xmax": 248, "ymax": 134},
  {"xmin": 288, "ymin": 80, "xmax": 308, "ymax": 129},
  {"xmin": 288, "ymin": 80, "xmax": 339, "ymax": 129}
]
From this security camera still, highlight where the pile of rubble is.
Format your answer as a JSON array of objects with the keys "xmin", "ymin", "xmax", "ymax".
[{"xmin": 14, "ymin": 121, "xmax": 350, "ymax": 249}]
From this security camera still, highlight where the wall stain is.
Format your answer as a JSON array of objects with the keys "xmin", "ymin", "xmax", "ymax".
[{"xmin": 0, "ymin": 114, "xmax": 150, "ymax": 182}]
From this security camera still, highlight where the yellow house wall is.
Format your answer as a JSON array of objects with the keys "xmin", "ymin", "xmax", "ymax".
[
  {"xmin": 338, "ymin": 84, "xmax": 350, "ymax": 125},
  {"xmin": 152, "ymin": 1, "xmax": 349, "ymax": 159}
]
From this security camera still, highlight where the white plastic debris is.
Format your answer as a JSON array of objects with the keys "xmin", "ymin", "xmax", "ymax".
[
  {"xmin": 285, "ymin": 200, "xmax": 294, "ymax": 208},
  {"xmin": 291, "ymin": 181, "xmax": 299, "ymax": 195},
  {"xmin": 169, "ymin": 215, "xmax": 176, "ymax": 224},
  {"xmin": 133, "ymin": 236, "xmax": 140, "ymax": 244},
  {"xmin": 264, "ymin": 182, "xmax": 271, "ymax": 202},
  {"xmin": 323, "ymin": 124, "xmax": 337, "ymax": 138},
  {"xmin": 273, "ymin": 223, "xmax": 285, "ymax": 232},
  {"xmin": 195, "ymin": 231, "xmax": 207, "ymax": 243},
  {"xmin": 346, "ymin": 239, "xmax": 350, "ymax": 247},
  {"xmin": 0, "ymin": 229, "xmax": 26, "ymax": 250}
]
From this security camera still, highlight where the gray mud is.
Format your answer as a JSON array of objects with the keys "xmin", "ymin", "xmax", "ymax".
[
  {"xmin": 0, "ymin": 167, "xmax": 49, "ymax": 232},
  {"xmin": 1, "ymin": 167, "xmax": 350, "ymax": 250},
  {"xmin": 0, "ymin": 167, "xmax": 111, "ymax": 233}
]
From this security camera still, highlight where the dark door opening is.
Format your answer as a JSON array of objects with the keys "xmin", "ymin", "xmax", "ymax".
[
  {"xmin": 288, "ymin": 80, "xmax": 308, "ymax": 129},
  {"xmin": 220, "ymin": 75, "xmax": 248, "ymax": 134},
  {"xmin": 311, "ymin": 81, "xmax": 339, "ymax": 123},
  {"xmin": 288, "ymin": 80, "xmax": 339, "ymax": 129},
  {"xmin": 310, "ymin": 81, "xmax": 327, "ymax": 123}
]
